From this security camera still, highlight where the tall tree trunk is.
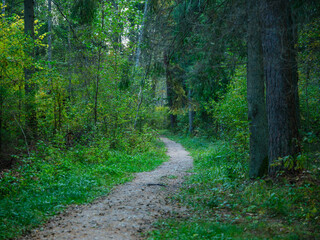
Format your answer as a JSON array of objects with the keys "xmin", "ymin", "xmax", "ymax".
[
  {"xmin": 305, "ymin": 64, "xmax": 310, "ymax": 130},
  {"xmin": 48, "ymin": 0, "xmax": 52, "ymax": 70},
  {"xmin": 48, "ymin": 0, "xmax": 55, "ymax": 133},
  {"xmin": 247, "ymin": 0, "xmax": 268, "ymax": 178},
  {"xmin": 67, "ymin": 24, "xmax": 73, "ymax": 98},
  {"xmin": 164, "ymin": 51, "xmax": 176, "ymax": 130},
  {"xmin": 134, "ymin": 55, "xmax": 152, "ymax": 130},
  {"xmin": 94, "ymin": 1, "xmax": 105, "ymax": 126},
  {"xmin": 94, "ymin": 48, "xmax": 101, "ymax": 125},
  {"xmin": 111, "ymin": 1, "xmax": 122, "ymax": 52},
  {"xmin": 133, "ymin": 0, "xmax": 149, "ymax": 129},
  {"xmin": 135, "ymin": 0, "xmax": 148, "ymax": 68},
  {"xmin": 24, "ymin": 0, "xmax": 37, "ymax": 142},
  {"xmin": 261, "ymin": 0, "xmax": 301, "ymax": 176},
  {"xmin": 289, "ymin": 7, "xmax": 300, "ymax": 131}
]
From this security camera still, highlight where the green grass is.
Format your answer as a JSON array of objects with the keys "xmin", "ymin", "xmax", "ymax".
[
  {"xmin": 148, "ymin": 134, "xmax": 320, "ymax": 240},
  {"xmin": 0, "ymin": 137, "xmax": 168, "ymax": 240}
]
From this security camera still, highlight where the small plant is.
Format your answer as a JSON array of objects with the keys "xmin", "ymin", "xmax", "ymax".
[{"xmin": 271, "ymin": 154, "xmax": 306, "ymax": 173}]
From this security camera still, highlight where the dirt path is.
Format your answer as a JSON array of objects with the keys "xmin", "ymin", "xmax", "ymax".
[{"xmin": 21, "ymin": 137, "xmax": 193, "ymax": 240}]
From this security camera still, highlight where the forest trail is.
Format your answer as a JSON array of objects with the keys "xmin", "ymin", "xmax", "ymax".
[{"xmin": 21, "ymin": 137, "xmax": 193, "ymax": 240}]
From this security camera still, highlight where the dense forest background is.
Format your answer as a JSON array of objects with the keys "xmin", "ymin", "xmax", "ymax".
[{"xmin": 0, "ymin": 0, "xmax": 320, "ymax": 239}]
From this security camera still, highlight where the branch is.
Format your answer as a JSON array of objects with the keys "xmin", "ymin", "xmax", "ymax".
[{"xmin": 51, "ymin": 0, "xmax": 78, "ymax": 39}]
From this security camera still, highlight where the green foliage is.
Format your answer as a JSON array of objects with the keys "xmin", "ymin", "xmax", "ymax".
[
  {"xmin": 148, "ymin": 135, "xmax": 320, "ymax": 239},
  {"xmin": 148, "ymin": 106, "xmax": 170, "ymax": 130},
  {"xmin": 270, "ymin": 154, "xmax": 307, "ymax": 173},
  {"xmin": 0, "ymin": 136, "xmax": 168, "ymax": 240},
  {"xmin": 298, "ymin": 17, "xmax": 320, "ymax": 136},
  {"xmin": 0, "ymin": 0, "xmax": 155, "ymax": 167},
  {"xmin": 209, "ymin": 66, "xmax": 249, "ymax": 148},
  {"xmin": 156, "ymin": 0, "xmax": 247, "ymax": 135},
  {"xmin": 0, "ymin": 13, "xmax": 47, "ymax": 164},
  {"xmin": 71, "ymin": 0, "xmax": 97, "ymax": 25},
  {"xmin": 150, "ymin": 220, "xmax": 243, "ymax": 240}
]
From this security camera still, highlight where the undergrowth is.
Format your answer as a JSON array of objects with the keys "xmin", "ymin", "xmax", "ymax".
[
  {"xmin": 0, "ymin": 134, "xmax": 168, "ymax": 240},
  {"xmin": 148, "ymin": 134, "xmax": 320, "ymax": 240}
]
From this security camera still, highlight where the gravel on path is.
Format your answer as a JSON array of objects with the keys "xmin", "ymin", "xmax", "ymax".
[{"xmin": 21, "ymin": 137, "xmax": 193, "ymax": 240}]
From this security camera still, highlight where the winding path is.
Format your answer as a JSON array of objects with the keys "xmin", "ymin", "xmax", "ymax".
[{"xmin": 22, "ymin": 137, "xmax": 193, "ymax": 240}]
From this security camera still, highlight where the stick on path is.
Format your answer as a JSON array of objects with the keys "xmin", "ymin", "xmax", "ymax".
[{"xmin": 22, "ymin": 137, "xmax": 193, "ymax": 240}]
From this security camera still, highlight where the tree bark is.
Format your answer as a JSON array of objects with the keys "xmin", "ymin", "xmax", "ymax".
[
  {"xmin": 94, "ymin": 0, "xmax": 105, "ymax": 126},
  {"xmin": 67, "ymin": 24, "xmax": 73, "ymax": 98},
  {"xmin": 24, "ymin": 0, "xmax": 34, "ymax": 43},
  {"xmin": 261, "ymin": 0, "xmax": 301, "ymax": 176},
  {"xmin": 111, "ymin": 0, "xmax": 122, "ymax": 52},
  {"xmin": 247, "ymin": 0, "xmax": 268, "ymax": 178},
  {"xmin": 24, "ymin": 0, "xmax": 37, "ymax": 142},
  {"xmin": 135, "ymin": 0, "xmax": 148, "ymax": 68},
  {"xmin": 134, "ymin": 54, "xmax": 152, "ymax": 130},
  {"xmin": 133, "ymin": 0, "xmax": 149, "ymax": 129},
  {"xmin": 305, "ymin": 64, "xmax": 310, "ymax": 130},
  {"xmin": 164, "ymin": 51, "xmax": 176, "ymax": 130},
  {"xmin": 289, "ymin": 7, "xmax": 300, "ymax": 131},
  {"xmin": 48, "ymin": 0, "xmax": 52, "ymax": 70}
]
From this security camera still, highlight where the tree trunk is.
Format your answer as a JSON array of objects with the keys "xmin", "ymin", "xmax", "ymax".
[
  {"xmin": 94, "ymin": 1, "xmax": 105, "ymax": 126},
  {"xmin": 247, "ymin": 0, "xmax": 268, "ymax": 178},
  {"xmin": 135, "ymin": 0, "xmax": 148, "ymax": 68},
  {"xmin": 67, "ymin": 24, "xmax": 73, "ymax": 98},
  {"xmin": 134, "ymin": 54, "xmax": 152, "ymax": 130},
  {"xmin": 111, "ymin": 1, "xmax": 122, "ymax": 52},
  {"xmin": 133, "ymin": 0, "xmax": 149, "ymax": 129},
  {"xmin": 24, "ymin": 0, "xmax": 37, "ymax": 142},
  {"xmin": 261, "ymin": 0, "xmax": 301, "ymax": 176},
  {"xmin": 289, "ymin": 7, "xmax": 301, "ymax": 131},
  {"xmin": 48, "ymin": 0, "xmax": 52, "ymax": 70},
  {"xmin": 305, "ymin": 64, "xmax": 310, "ymax": 130},
  {"xmin": 94, "ymin": 48, "xmax": 101, "ymax": 125},
  {"xmin": 48, "ymin": 0, "xmax": 54, "ymax": 132},
  {"xmin": 164, "ymin": 51, "xmax": 176, "ymax": 130}
]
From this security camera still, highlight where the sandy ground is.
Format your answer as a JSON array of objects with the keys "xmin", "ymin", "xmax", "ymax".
[{"xmin": 20, "ymin": 137, "xmax": 193, "ymax": 240}]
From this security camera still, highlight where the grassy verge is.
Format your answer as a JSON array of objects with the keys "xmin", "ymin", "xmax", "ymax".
[
  {"xmin": 148, "ymin": 134, "xmax": 320, "ymax": 239},
  {"xmin": 0, "ymin": 137, "xmax": 168, "ymax": 240}
]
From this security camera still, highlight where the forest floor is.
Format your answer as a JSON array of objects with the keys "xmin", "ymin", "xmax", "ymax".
[{"xmin": 20, "ymin": 137, "xmax": 193, "ymax": 240}]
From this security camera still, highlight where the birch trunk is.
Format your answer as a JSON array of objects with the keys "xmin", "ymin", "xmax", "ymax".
[{"xmin": 133, "ymin": 0, "xmax": 149, "ymax": 129}]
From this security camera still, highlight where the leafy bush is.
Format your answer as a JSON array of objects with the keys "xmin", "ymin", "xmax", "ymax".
[
  {"xmin": 298, "ymin": 17, "xmax": 320, "ymax": 136},
  {"xmin": 209, "ymin": 66, "xmax": 249, "ymax": 149}
]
